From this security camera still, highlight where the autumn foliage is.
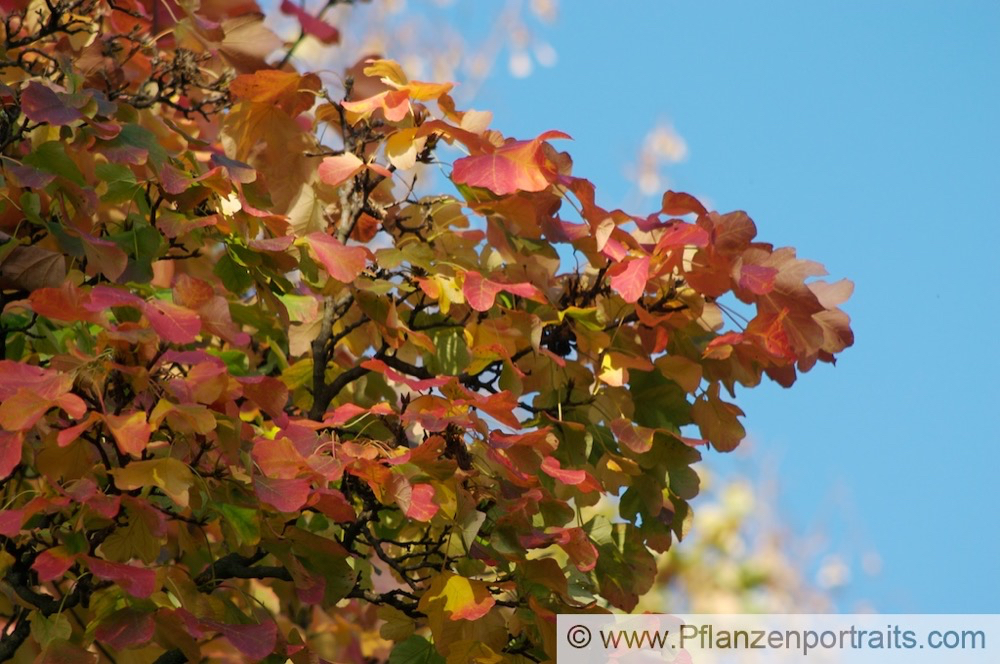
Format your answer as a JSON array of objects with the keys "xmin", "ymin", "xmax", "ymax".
[{"xmin": 0, "ymin": 0, "xmax": 853, "ymax": 662}]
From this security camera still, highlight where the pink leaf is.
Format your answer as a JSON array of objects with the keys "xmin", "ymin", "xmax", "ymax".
[
  {"xmin": 405, "ymin": 484, "xmax": 439, "ymax": 522},
  {"xmin": 280, "ymin": 0, "xmax": 340, "ymax": 44},
  {"xmin": 540, "ymin": 457, "xmax": 586, "ymax": 485},
  {"xmin": 462, "ymin": 271, "xmax": 502, "ymax": 312},
  {"xmin": 253, "ymin": 476, "xmax": 311, "ymax": 512},
  {"xmin": 84, "ymin": 557, "xmax": 156, "ymax": 598},
  {"xmin": 655, "ymin": 222, "xmax": 711, "ymax": 251},
  {"xmin": 143, "ymin": 300, "xmax": 201, "ymax": 344},
  {"xmin": 305, "ymin": 232, "xmax": 369, "ymax": 283},
  {"xmin": 31, "ymin": 548, "xmax": 75, "ymax": 582},
  {"xmin": 451, "ymin": 130, "xmax": 570, "ymax": 195},
  {"xmin": 317, "ymin": 153, "xmax": 364, "ymax": 187},
  {"xmin": 361, "ymin": 359, "xmax": 451, "ymax": 391},
  {"xmin": 609, "ymin": 256, "xmax": 650, "ymax": 303}
]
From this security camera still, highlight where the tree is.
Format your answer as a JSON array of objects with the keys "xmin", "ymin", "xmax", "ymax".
[{"xmin": 0, "ymin": 0, "xmax": 854, "ymax": 661}]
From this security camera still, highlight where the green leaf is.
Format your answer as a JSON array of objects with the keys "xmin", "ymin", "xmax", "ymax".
[
  {"xmin": 215, "ymin": 252, "xmax": 254, "ymax": 294},
  {"xmin": 23, "ymin": 141, "xmax": 85, "ymax": 186},
  {"xmin": 389, "ymin": 635, "xmax": 445, "ymax": 664},
  {"xmin": 627, "ymin": 369, "xmax": 692, "ymax": 430},
  {"xmin": 425, "ymin": 326, "xmax": 469, "ymax": 376},
  {"xmin": 216, "ymin": 503, "xmax": 261, "ymax": 547}
]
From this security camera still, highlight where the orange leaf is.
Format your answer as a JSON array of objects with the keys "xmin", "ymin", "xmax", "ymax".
[
  {"xmin": 451, "ymin": 130, "xmax": 570, "ymax": 195},
  {"xmin": 104, "ymin": 411, "xmax": 153, "ymax": 457},
  {"xmin": 305, "ymin": 232, "xmax": 369, "ymax": 283}
]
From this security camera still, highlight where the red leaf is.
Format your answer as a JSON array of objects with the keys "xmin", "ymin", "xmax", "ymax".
[
  {"xmin": 540, "ymin": 457, "xmax": 586, "ymax": 485},
  {"xmin": 143, "ymin": 299, "xmax": 201, "ymax": 344},
  {"xmin": 305, "ymin": 232, "xmax": 369, "ymax": 283},
  {"xmin": 317, "ymin": 153, "xmax": 364, "ymax": 187},
  {"xmin": 654, "ymin": 222, "xmax": 710, "ymax": 251},
  {"xmin": 405, "ymin": 484, "xmax": 439, "ymax": 522},
  {"xmin": 362, "ymin": 358, "xmax": 451, "ymax": 391},
  {"xmin": 451, "ymin": 130, "xmax": 570, "ymax": 195},
  {"xmin": 254, "ymin": 476, "xmax": 311, "ymax": 512},
  {"xmin": 238, "ymin": 376, "xmax": 289, "ymax": 420},
  {"xmin": 309, "ymin": 488, "xmax": 356, "ymax": 522},
  {"xmin": 559, "ymin": 528, "xmax": 599, "ymax": 572},
  {"xmin": 104, "ymin": 411, "xmax": 152, "ymax": 457},
  {"xmin": 736, "ymin": 263, "xmax": 778, "ymax": 295},
  {"xmin": 31, "ymin": 548, "xmax": 75, "ymax": 582},
  {"xmin": 0, "ymin": 430, "xmax": 23, "ymax": 480},
  {"xmin": 280, "ymin": 0, "xmax": 340, "ymax": 44},
  {"xmin": 0, "ymin": 509, "xmax": 25, "ymax": 536},
  {"xmin": 84, "ymin": 557, "xmax": 156, "ymax": 598},
  {"xmin": 20, "ymin": 82, "xmax": 83, "ymax": 125},
  {"xmin": 27, "ymin": 284, "xmax": 102, "ymax": 323},
  {"xmin": 201, "ymin": 620, "xmax": 278, "ymax": 660},
  {"xmin": 609, "ymin": 256, "xmax": 650, "ymax": 303},
  {"xmin": 95, "ymin": 608, "xmax": 155, "ymax": 650},
  {"xmin": 661, "ymin": 190, "xmax": 708, "ymax": 217}
]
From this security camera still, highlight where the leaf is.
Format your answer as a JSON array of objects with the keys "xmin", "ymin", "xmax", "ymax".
[
  {"xmin": 201, "ymin": 619, "xmax": 278, "ymax": 660},
  {"xmin": 95, "ymin": 608, "xmax": 155, "ymax": 650},
  {"xmin": 736, "ymin": 263, "xmax": 778, "ymax": 295},
  {"xmin": 317, "ymin": 152, "xmax": 365, "ymax": 187},
  {"xmin": 230, "ymin": 69, "xmax": 321, "ymax": 116},
  {"xmin": 451, "ymin": 130, "xmax": 570, "ymax": 195},
  {"xmin": 20, "ymin": 82, "xmax": 83, "ymax": 125},
  {"xmin": 342, "ymin": 90, "xmax": 411, "ymax": 123},
  {"xmin": 84, "ymin": 557, "xmax": 156, "ymax": 598},
  {"xmin": 540, "ymin": 457, "xmax": 586, "ymax": 485},
  {"xmin": 104, "ymin": 411, "xmax": 153, "ymax": 457},
  {"xmin": 0, "ymin": 430, "xmax": 22, "ymax": 480},
  {"xmin": 661, "ymin": 190, "xmax": 708, "ymax": 217},
  {"xmin": 33, "ymin": 639, "xmax": 97, "ymax": 664},
  {"xmin": 462, "ymin": 271, "xmax": 502, "ymax": 312},
  {"xmin": 691, "ymin": 383, "xmax": 746, "ymax": 452},
  {"xmin": 31, "ymin": 547, "xmax": 75, "ymax": 582},
  {"xmin": 404, "ymin": 483, "xmax": 439, "ymax": 522},
  {"xmin": 216, "ymin": 502, "xmax": 261, "ymax": 547},
  {"xmin": 609, "ymin": 255, "xmax": 650, "ymax": 303},
  {"xmin": 0, "ymin": 243, "xmax": 66, "ymax": 291},
  {"xmin": 253, "ymin": 476, "xmax": 311, "ymax": 512},
  {"xmin": 280, "ymin": 0, "xmax": 340, "ymax": 44},
  {"xmin": 305, "ymin": 232, "xmax": 369, "ymax": 282},
  {"xmin": 389, "ymin": 635, "xmax": 445, "ymax": 664},
  {"xmin": 143, "ymin": 299, "xmax": 201, "ymax": 344},
  {"xmin": 418, "ymin": 572, "xmax": 495, "ymax": 622},
  {"xmin": 110, "ymin": 457, "xmax": 194, "ymax": 507},
  {"xmin": 30, "ymin": 614, "xmax": 72, "ymax": 649}
]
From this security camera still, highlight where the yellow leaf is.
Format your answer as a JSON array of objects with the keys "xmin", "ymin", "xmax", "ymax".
[
  {"xmin": 111, "ymin": 458, "xmax": 194, "ymax": 508},
  {"xmin": 386, "ymin": 128, "xmax": 427, "ymax": 171},
  {"xmin": 418, "ymin": 572, "xmax": 495, "ymax": 623}
]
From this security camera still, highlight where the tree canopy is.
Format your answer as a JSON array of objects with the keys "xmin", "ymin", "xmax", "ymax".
[{"xmin": 0, "ymin": 0, "xmax": 853, "ymax": 661}]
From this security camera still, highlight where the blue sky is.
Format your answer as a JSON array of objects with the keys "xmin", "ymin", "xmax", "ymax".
[{"xmin": 421, "ymin": 0, "xmax": 1000, "ymax": 612}]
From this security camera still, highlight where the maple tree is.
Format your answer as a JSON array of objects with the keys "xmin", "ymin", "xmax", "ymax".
[{"xmin": 0, "ymin": 0, "xmax": 854, "ymax": 661}]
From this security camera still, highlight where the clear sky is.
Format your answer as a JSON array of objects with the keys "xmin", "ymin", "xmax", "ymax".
[{"xmin": 421, "ymin": 0, "xmax": 1000, "ymax": 613}]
